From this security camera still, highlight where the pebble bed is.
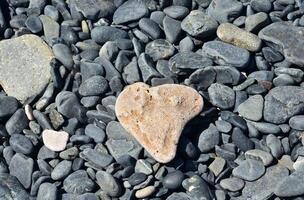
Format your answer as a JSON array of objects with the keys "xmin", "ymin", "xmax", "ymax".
[{"xmin": 1, "ymin": 0, "xmax": 304, "ymax": 199}]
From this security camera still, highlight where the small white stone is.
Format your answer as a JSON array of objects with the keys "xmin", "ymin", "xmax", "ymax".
[
  {"xmin": 24, "ymin": 104, "xmax": 34, "ymax": 121},
  {"xmin": 42, "ymin": 129, "xmax": 69, "ymax": 151}
]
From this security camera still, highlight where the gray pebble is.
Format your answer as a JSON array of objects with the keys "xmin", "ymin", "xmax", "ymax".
[{"xmin": 232, "ymin": 159, "xmax": 265, "ymax": 181}]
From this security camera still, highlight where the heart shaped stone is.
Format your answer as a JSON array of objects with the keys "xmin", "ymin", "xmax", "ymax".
[{"xmin": 115, "ymin": 83, "xmax": 203, "ymax": 163}]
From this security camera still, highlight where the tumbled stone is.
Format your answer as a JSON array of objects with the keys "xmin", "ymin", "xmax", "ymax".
[
  {"xmin": 208, "ymin": 83, "xmax": 235, "ymax": 109},
  {"xmin": 74, "ymin": 0, "xmax": 115, "ymax": 20},
  {"xmin": 232, "ymin": 159, "xmax": 265, "ymax": 181},
  {"xmin": 181, "ymin": 10, "xmax": 218, "ymax": 38},
  {"xmin": 0, "ymin": 173, "xmax": 30, "ymax": 200},
  {"xmin": 39, "ymin": 15, "xmax": 60, "ymax": 44},
  {"xmin": 0, "ymin": 34, "xmax": 53, "ymax": 102},
  {"xmin": 113, "ymin": 0, "xmax": 149, "ymax": 24},
  {"xmin": 91, "ymin": 26, "xmax": 128, "ymax": 44},
  {"xmin": 202, "ymin": 41, "xmax": 250, "ymax": 69},
  {"xmin": 168, "ymin": 52, "xmax": 213, "ymax": 75},
  {"xmin": 207, "ymin": 0, "xmax": 243, "ymax": 23},
  {"xmin": 264, "ymin": 86, "xmax": 304, "ymax": 124},
  {"xmin": 217, "ymin": 23, "xmax": 262, "ymax": 52},
  {"xmin": 115, "ymin": 83, "xmax": 203, "ymax": 163},
  {"xmin": 259, "ymin": 22, "xmax": 304, "ymax": 67},
  {"xmin": 63, "ymin": 170, "xmax": 95, "ymax": 194},
  {"xmin": 145, "ymin": 39, "xmax": 175, "ymax": 61},
  {"xmin": 42, "ymin": 130, "xmax": 69, "ymax": 152},
  {"xmin": 96, "ymin": 171, "xmax": 122, "ymax": 197},
  {"xmin": 237, "ymin": 95, "xmax": 264, "ymax": 121}
]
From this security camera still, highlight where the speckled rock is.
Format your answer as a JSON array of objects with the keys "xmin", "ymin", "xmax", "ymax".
[
  {"xmin": 217, "ymin": 23, "xmax": 262, "ymax": 52},
  {"xmin": 0, "ymin": 34, "xmax": 53, "ymax": 102},
  {"xmin": 115, "ymin": 82, "xmax": 203, "ymax": 163}
]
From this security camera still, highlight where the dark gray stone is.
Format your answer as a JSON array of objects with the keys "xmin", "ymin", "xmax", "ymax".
[
  {"xmin": 139, "ymin": 18, "xmax": 162, "ymax": 40},
  {"xmin": 80, "ymin": 62, "xmax": 104, "ymax": 81},
  {"xmin": 289, "ymin": 115, "xmax": 304, "ymax": 130},
  {"xmin": 9, "ymin": 153, "xmax": 34, "ymax": 189},
  {"xmin": 263, "ymin": 86, "xmax": 304, "ymax": 124},
  {"xmin": 202, "ymin": 41, "xmax": 250, "ymax": 69},
  {"xmin": 85, "ymin": 124, "xmax": 105, "ymax": 143},
  {"xmin": 237, "ymin": 95, "xmax": 264, "ymax": 121},
  {"xmin": 37, "ymin": 183, "xmax": 57, "ymax": 200},
  {"xmin": 96, "ymin": 171, "xmax": 122, "ymax": 197},
  {"xmin": 113, "ymin": 0, "xmax": 149, "ymax": 24},
  {"xmin": 259, "ymin": 22, "xmax": 304, "ymax": 67},
  {"xmin": 138, "ymin": 53, "xmax": 161, "ymax": 83},
  {"xmin": 63, "ymin": 170, "xmax": 95, "ymax": 194},
  {"xmin": 5, "ymin": 109, "xmax": 28, "ymax": 135},
  {"xmin": 274, "ymin": 168, "xmax": 304, "ymax": 197},
  {"xmin": 80, "ymin": 148, "xmax": 113, "ymax": 169},
  {"xmin": 198, "ymin": 123, "xmax": 220, "ymax": 152},
  {"xmin": 79, "ymin": 75, "xmax": 108, "ymax": 96},
  {"xmin": 232, "ymin": 159, "xmax": 265, "ymax": 181},
  {"xmin": 248, "ymin": 121, "xmax": 281, "ymax": 135},
  {"xmin": 52, "ymin": 43, "xmax": 74, "ymax": 69},
  {"xmin": 91, "ymin": 26, "xmax": 128, "ymax": 44},
  {"xmin": 25, "ymin": 15, "xmax": 42, "ymax": 33},
  {"xmin": 245, "ymin": 12, "xmax": 269, "ymax": 33},
  {"xmin": 163, "ymin": 170, "xmax": 185, "ymax": 190},
  {"xmin": 182, "ymin": 175, "xmax": 212, "ymax": 200},
  {"xmin": 123, "ymin": 57, "xmax": 141, "ymax": 84},
  {"xmin": 0, "ymin": 173, "xmax": 30, "ymax": 200},
  {"xmin": 207, "ymin": 0, "xmax": 243, "ymax": 23},
  {"xmin": 164, "ymin": 6, "xmax": 189, "ymax": 19},
  {"xmin": 128, "ymin": 173, "xmax": 147, "ymax": 186},
  {"xmin": 232, "ymin": 127, "xmax": 254, "ymax": 152},
  {"xmin": 9, "ymin": 134, "xmax": 33, "ymax": 155},
  {"xmin": 0, "ymin": 96, "xmax": 18, "ymax": 119},
  {"xmin": 208, "ymin": 83, "xmax": 235, "ymax": 109},
  {"xmin": 168, "ymin": 52, "xmax": 213, "ymax": 75},
  {"xmin": 51, "ymin": 160, "xmax": 72, "ymax": 180},
  {"xmin": 181, "ymin": 10, "xmax": 218, "ymax": 38},
  {"xmin": 145, "ymin": 39, "xmax": 175, "ymax": 61},
  {"xmin": 239, "ymin": 165, "xmax": 289, "ymax": 200},
  {"xmin": 220, "ymin": 177, "xmax": 244, "ymax": 192},
  {"xmin": 74, "ymin": 0, "xmax": 115, "ymax": 19},
  {"xmin": 266, "ymin": 134, "xmax": 283, "ymax": 159},
  {"xmin": 163, "ymin": 16, "xmax": 182, "ymax": 44}
]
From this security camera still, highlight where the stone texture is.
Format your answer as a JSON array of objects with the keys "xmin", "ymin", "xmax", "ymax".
[
  {"xmin": 259, "ymin": 22, "xmax": 304, "ymax": 67},
  {"xmin": 217, "ymin": 23, "xmax": 262, "ymax": 52},
  {"xmin": 237, "ymin": 95, "xmax": 264, "ymax": 121},
  {"xmin": 74, "ymin": 0, "xmax": 115, "ymax": 19},
  {"xmin": 115, "ymin": 83, "xmax": 203, "ymax": 163},
  {"xmin": 0, "ymin": 34, "xmax": 53, "ymax": 102},
  {"xmin": 113, "ymin": 0, "xmax": 148, "ymax": 24},
  {"xmin": 42, "ymin": 130, "xmax": 69, "ymax": 152},
  {"xmin": 264, "ymin": 86, "xmax": 304, "ymax": 124},
  {"xmin": 0, "ymin": 173, "xmax": 30, "ymax": 200},
  {"xmin": 181, "ymin": 10, "xmax": 218, "ymax": 38}
]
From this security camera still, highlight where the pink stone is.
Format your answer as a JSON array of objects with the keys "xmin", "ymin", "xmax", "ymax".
[
  {"xmin": 42, "ymin": 130, "xmax": 69, "ymax": 152},
  {"xmin": 115, "ymin": 83, "xmax": 203, "ymax": 163}
]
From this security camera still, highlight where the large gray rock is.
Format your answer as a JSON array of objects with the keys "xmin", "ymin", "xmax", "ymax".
[
  {"xmin": 259, "ymin": 22, "xmax": 304, "ymax": 67},
  {"xmin": 202, "ymin": 41, "xmax": 250, "ymax": 69},
  {"xmin": 113, "ymin": 0, "xmax": 149, "ymax": 24},
  {"xmin": 0, "ymin": 35, "xmax": 53, "ymax": 102},
  {"xmin": 264, "ymin": 86, "xmax": 304, "ymax": 124},
  {"xmin": 207, "ymin": 0, "xmax": 243, "ymax": 23},
  {"xmin": 74, "ymin": 0, "xmax": 115, "ymax": 19},
  {"xmin": 0, "ymin": 173, "xmax": 30, "ymax": 200},
  {"xmin": 237, "ymin": 165, "xmax": 289, "ymax": 200}
]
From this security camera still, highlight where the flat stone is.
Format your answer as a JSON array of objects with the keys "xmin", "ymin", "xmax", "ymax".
[
  {"xmin": 274, "ymin": 169, "xmax": 304, "ymax": 197},
  {"xmin": 80, "ymin": 148, "xmax": 113, "ymax": 169},
  {"xmin": 51, "ymin": 160, "xmax": 72, "ymax": 180},
  {"xmin": 96, "ymin": 171, "xmax": 122, "ymax": 197},
  {"xmin": 202, "ymin": 41, "xmax": 250, "ymax": 69},
  {"xmin": 245, "ymin": 12, "xmax": 269, "ymax": 33},
  {"xmin": 39, "ymin": 15, "xmax": 60, "ymax": 44},
  {"xmin": 198, "ymin": 123, "xmax": 220, "ymax": 152},
  {"xmin": 245, "ymin": 149, "xmax": 273, "ymax": 166},
  {"xmin": 115, "ymin": 83, "xmax": 203, "ymax": 163},
  {"xmin": 63, "ymin": 170, "xmax": 95, "ymax": 194},
  {"xmin": 208, "ymin": 83, "xmax": 235, "ymax": 109},
  {"xmin": 263, "ymin": 86, "xmax": 304, "ymax": 124},
  {"xmin": 207, "ymin": 0, "xmax": 243, "ymax": 23},
  {"xmin": 289, "ymin": 115, "xmax": 304, "ymax": 130},
  {"xmin": 91, "ymin": 26, "xmax": 128, "ymax": 44},
  {"xmin": 135, "ymin": 186, "xmax": 155, "ymax": 199},
  {"xmin": 113, "ymin": 0, "xmax": 149, "ymax": 24},
  {"xmin": 52, "ymin": 43, "xmax": 74, "ymax": 69},
  {"xmin": 145, "ymin": 39, "xmax": 175, "ymax": 61},
  {"xmin": 182, "ymin": 175, "xmax": 212, "ymax": 200},
  {"xmin": 9, "ymin": 153, "xmax": 34, "ymax": 189},
  {"xmin": 9, "ymin": 134, "xmax": 33, "ymax": 155},
  {"xmin": 0, "ymin": 173, "xmax": 30, "ymax": 200},
  {"xmin": 37, "ymin": 183, "xmax": 57, "ymax": 200},
  {"xmin": 237, "ymin": 95, "xmax": 264, "ymax": 121},
  {"xmin": 74, "ymin": 0, "xmax": 115, "ymax": 20},
  {"xmin": 232, "ymin": 159, "xmax": 265, "ymax": 181},
  {"xmin": 259, "ymin": 22, "xmax": 304, "ymax": 67},
  {"xmin": 5, "ymin": 109, "xmax": 29, "ymax": 135},
  {"xmin": 217, "ymin": 23, "xmax": 262, "ymax": 52},
  {"xmin": 42, "ymin": 130, "xmax": 69, "ymax": 152},
  {"xmin": 168, "ymin": 52, "xmax": 213, "ymax": 75},
  {"xmin": 105, "ymin": 121, "xmax": 143, "ymax": 160},
  {"xmin": 163, "ymin": 16, "xmax": 183, "ymax": 44},
  {"xmin": 79, "ymin": 75, "xmax": 108, "ymax": 96},
  {"xmin": 220, "ymin": 177, "xmax": 244, "ymax": 192},
  {"xmin": 181, "ymin": 10, "xmax": 218, "ymax": 38},
  {"xmin": 164, "ymin": 6, "xmax": 189, "ymax": 19},
  {"xmin": 0, "ymin": 96, "xmax": 18, "ymax": 119},
  {"xmin": 162, "ymin": 170, "xmax": 185, "ymax": 190},
  {"xmin": 0, "ymin": 34, "xmax": 53, "ymax": 102},
  {"xmin": 238, "ymin": 165, "xmax": 289, "ymax": 200},
  {"xmin": 208, "ymin": 157, "xmax": 226, "ymax": 176}
]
